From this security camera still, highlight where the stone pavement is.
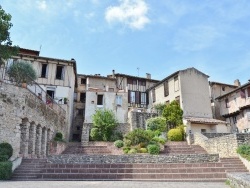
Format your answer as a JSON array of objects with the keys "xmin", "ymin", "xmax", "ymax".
[{"xmin": 0, "ymin": 181, "xmax": 229, "ymax": 188}]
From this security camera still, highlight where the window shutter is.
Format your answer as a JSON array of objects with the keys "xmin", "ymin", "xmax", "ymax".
[
  {"xmin": 128, "ymin": 90, "xmax": 131, "ymax": 103},
  {"xmin": 164, "ymin": 81, "xmax": 169, "ymax": 96},
  {"xmin": 135, "ymin": 91, "xmax": 140, "ymax": 104}
]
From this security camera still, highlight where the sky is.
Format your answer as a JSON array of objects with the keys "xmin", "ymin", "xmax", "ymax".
[{"xmin": 1, "ymin": 0, "xmax": 250, "ymax": 84}]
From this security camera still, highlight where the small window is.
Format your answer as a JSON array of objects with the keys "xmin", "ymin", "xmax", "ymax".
[
  {"xmin": 222, "ymin": 87, "xmax": 225, "ymax": 91},
  {"xmin": 247, "ymin": 87, "xmax": 250, "ymax": 98},
  {"xmin": 164, "ymin": 81, "xmax": 169, "ymax": 96},
  {"xmin": 80, "ymin": 93, "xmax": 86, "ymax": 103},
  {"xmin": 116, "ymin": 95, "xmax": 122, "ymax": 106},
  {"xmin": 174, "ymin": 76, "xmax": 179, "ymax": 92},
  {"xmin": 225, "ymin": 98, "xmax": 230, "ymax": 108},
  {"xmin": 56, "ymin": 65, "xmax": 64, "ymax": 80},
  {"xmin": 97, "ymin": 95, "xmax": 103, "ymax": 106},
  {"xmin": 81, "ymin": 78, "xmax": 86, "ymax": 85},
  {"xmin": 201, "ymin": 129, "xmax": 206, "ymax": 133},
  {"xmin": 77, "ymin": 126, "xmax": 81, "ymax": 131},
  {"xmin": 41, "ymin": 64, "xmax": 48, "ymax": 78}
]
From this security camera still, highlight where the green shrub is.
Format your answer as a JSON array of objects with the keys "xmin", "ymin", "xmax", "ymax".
[
  {"xmin": 110, "ymin": 131, "xmax": 123, "ymax": 142},
  {"xmin": 124, "ymin": 129, "xmax": 154, "ymax": 146},
  {"xmin": 0, "ymin": 155, "xmax": 8, "ymax": 162},
  {"xmin": 154, "ymin": 130, "xmax": 161, "ymax": 137},
  {"xmin": 123, "ymin": 147, "xmax": 131, "ymax": 154},
  {"xmin": 128, "ymin": 148, "xmax": 137, "ymax": 154},
  {"xmin": 139, "ymin": 148, "xmax": 147, "ymax": 153},
  {"xmin": 237, "ymin": 144, "xmax": 250, "ymax": 160},
  {"xmin": 92, "ymin": 109, "xmax": 118, "ymax": 141},
  {"xmin": 152, "ymin": 137, "xmax": 166, "ymax": 145},
  {"xmin": 146, "ymin": 117, "xmax": 167, "ymax": 132},
  {"xmin": 7, "ymin": 61, "xmax": 37, "ymax": 85},
  {"xmin": 0, "ymin": 161, "xmax": 12, "ymax": 180},
  {"xmin": 0, "ymin": 142, "xmax": 13, "ymax": 159},
  {"xmin": 177, "ymin": 125, "xmax": 185, "ymax": 140},
  {"xmin": 114, "ymin": 140, "xmax": 124, "ymax": 148},
  {"xmin": 123, "ymin": 139, "xmax": 132, "ymax": 147},
  {"xmin": 167, "ymin": 128, "xmax": 183, "ymax": 141},
  {"xmin": 54, "ymin": 132, "xmax": 65, "ymax": 142},
  {"xmin": 147, "ymin": 144, "xmax": 160, "ymax": 155},
  {"xmin": 90, "ymin": 128, "xmax": 102, "ymax": 141}
]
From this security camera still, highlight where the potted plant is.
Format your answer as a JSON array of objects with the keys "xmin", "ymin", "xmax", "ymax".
[{"xmin": 7, "ymin": 61, "xmax": 37, "ymax": 87}]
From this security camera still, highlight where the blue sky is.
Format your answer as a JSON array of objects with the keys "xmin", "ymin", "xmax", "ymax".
[{"xmin": 1, "ymin": 0, "xmax": 250, "ymax": 84}]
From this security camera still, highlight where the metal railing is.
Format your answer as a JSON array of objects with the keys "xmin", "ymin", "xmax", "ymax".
[{"xmin": 0, "ymin": 64, "xmax": 66, "ymax": 117}]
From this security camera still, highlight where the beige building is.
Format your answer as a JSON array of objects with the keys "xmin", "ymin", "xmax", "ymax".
[
  {"xmin": 209, "ymin": 81, "xmax": 238, "ymax": 120},
  {"xmin": 148, "ymin": 67, "xmax": 229, "ymax": 134},
  {"xmin": 216, "ymin": 81, "xmax": 250, "ymax": 133},
  {"xmin": 3, "ymin": 48, "xmax": 77, "ymax": 140}
]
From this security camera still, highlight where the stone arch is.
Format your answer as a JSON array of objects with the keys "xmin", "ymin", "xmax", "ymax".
[
  {"xmin": 20, "ymin": 118, "xmax": 30, "ymax": 157},
  {"xmin": 35, "ymin": 124, "xmax": 42, "ymax": 158}
]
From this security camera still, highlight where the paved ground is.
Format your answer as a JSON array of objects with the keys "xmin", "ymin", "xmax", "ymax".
[{"xmin": 0, "ymin": 181, "xmax": 229, "ymax": 188}]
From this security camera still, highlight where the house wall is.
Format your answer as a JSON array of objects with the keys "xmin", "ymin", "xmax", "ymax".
[{"xmin": 179, "ymin": 68, "xmax": 212, "ymax": 118}]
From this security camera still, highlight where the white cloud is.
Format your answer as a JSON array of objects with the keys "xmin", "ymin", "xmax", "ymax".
[
  {"xmin": 105, "ymin": 0, "xmax": 150, "ymax": 30},
  {"xmin": 36, "ymin": 0, "xmax": 47, "ymax": 11}
]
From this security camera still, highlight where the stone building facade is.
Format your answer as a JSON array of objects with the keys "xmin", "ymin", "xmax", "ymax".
[{"xmin": 0, "ymin": 82, "xmax": 66, "ymax": 159}]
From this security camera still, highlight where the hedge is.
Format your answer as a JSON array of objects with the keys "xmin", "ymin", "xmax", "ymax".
[
  {"xmin": 0, "ymin": 161, "xmax": 12, "ymax": 180},
  {"xmin": 167, "ymin": 128, "xmax": 183, "ymax": 141}
]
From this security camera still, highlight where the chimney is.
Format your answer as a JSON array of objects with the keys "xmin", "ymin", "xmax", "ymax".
[
  {"xmin": 146, "ymin": 73, "xmax": 151, "ymax": 79},
  {"xmin": 112, "ymin": 70, "xmax": 115, "ymax": 78},
  {"xmin": 234, "ymin": 79, "xmax": 241, "ymax": 87}
]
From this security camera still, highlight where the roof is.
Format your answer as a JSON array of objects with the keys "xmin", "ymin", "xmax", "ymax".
[
  {"xmin": 216, "ymin": 81, "xmax": 250, "ymax": 100},
  {"xmin": 147, "ymin": 67, "xmax": 209, "ymax": 91},
  {"xmin": 185, "ymin": 117, "xmax": 227, "ymax": 125},
  {"xmin": 77, "ymin": 74, "xmax": 116, "ymax": 81},
  {"xmin": 209, "ymin": 81, "xmax": 238, "ymax": 88},
  {"xmin": 114, "ymin": 73, "xmax": 159, "ymax": 82},
  {"xmin": 19, "ymin": 48, "xmax": 40, "ymax": 56}
]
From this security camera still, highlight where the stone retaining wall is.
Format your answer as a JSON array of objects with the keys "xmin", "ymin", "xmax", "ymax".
[
  {"xmin": 227, "ymin": 173, "xmax": 250, "ymax": 188},
  {"xmin": 129, "ymin": 111, "xmax": 157, "ymax": 130},
  {"xmin": 202, "ymin": 133, "xmax": 231, "ymax": 138},
  {"xmin": 49, "ymin": 141, "xmax": 67, "ymax": 155},
  {"xmin": 192, "ymin": 132, "xmax": 250, "ymax": 157},
  {"xmin": 47, "ymin": 153, "xmax": 219, "ymax": 164}
]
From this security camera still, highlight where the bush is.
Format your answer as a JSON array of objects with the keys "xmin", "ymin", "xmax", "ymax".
[
  {"xmin": 114, "ymin": 140, "xmax": 124, "ymax": 148},
  {"xmin": 146, "ymin": 117, "xmax": 167, "ymax": 132},
  {"xmin": 128, "ymin": 148, "xmax": 137, "ymax": 154},
  {"xmin": 7, "ymin": 61, "xmax": 37, "ymax": 85},
  {"xmin": 139, "ymin": 148, "xmax": 147, "ymax": 153},
  {"xmin": 124, "ymin": 129, "xmax": 154, "ymax": 146},
  {"xmin": 177, "ymin": 125, "xmax": 185, "ymax": 140},
  {"xmin": 54, "ymin": 132, "xmax": 64, "ymax": 142},
  {"xmin": 0, "ymin": 161, "xmax": 12, "ymax": 180},
  {"xmin": 154, "ymin": 130, "xmax": 161, "ymax": 137},
  {"xmin": 168, "ymin": 128, "xmax": 183, "ymax": 141},
  {"xmin": 92, "ymin": 109, "xmax": 118, "ymax": 141},
  {"xmin": 152, "ymin": 137, "xmax": 166, "ymax": 145},
  {"xmin": 0, "ymin": 155, "xmax": 8, "ymax": 162},
  {"xmin": 123, "ymin": 139, "xmax": 132, "ymax": 147},
  {"xmin": 90, "ymin": 128, "xmax": 102, "ymax": 141},
  {"xmin": 123, "ymin": 147, "xmax": 131, "ymax": 154},
  {"xmin": 237, "ymin": 144, "xmax": 250, "ymax": 160},
  {"xmin": 147, "ymin": 144, "xmax": 160, "ymax": 155},
  {"xmin": 110, "ymin": 131, "xmax": 123, "ymax": 142},
  {"xmin": 0, "ymin": 142, "xmax": 13, "ymax": 159}
]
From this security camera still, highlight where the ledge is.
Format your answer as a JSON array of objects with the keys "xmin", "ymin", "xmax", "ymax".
[{"xmin": 227, "ymin": 173, "xmax": 250, "ymax": 188}]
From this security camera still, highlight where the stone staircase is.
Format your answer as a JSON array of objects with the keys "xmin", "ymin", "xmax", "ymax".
[
  {"xmin": 161, "ymin": 142, "xmax": 207, "ymax": 155},
  {"xmin": 62, "ymin": 144, "xmax": 111, "ymax": 155},
  {"xmin": 11, "ymin": 141, "xmax": 249, "ymax": 181}
]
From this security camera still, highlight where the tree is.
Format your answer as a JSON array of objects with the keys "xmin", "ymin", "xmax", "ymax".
[
  {"xmin": 162, "ymin": 100, "xmax": 183, "ymax": 130},
  {"xmin": 91, "ymin": 109, "xmax": 118, "ymax": 141},
  {"xmin": 153, "ymin": 103, "xmax": 166, "ymax": 115},
  {"xmin": 0, "ymin": 6, "xmax": 19, "ymax": 66}
]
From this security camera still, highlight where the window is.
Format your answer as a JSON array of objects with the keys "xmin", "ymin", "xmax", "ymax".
[
  {"xmin": 225, "ymin": 98, "xmax": 230, "ymax": 108},
  {"xmin": 97, "ymin": 95, "xmax": 103, "ymax": 106},
  {"xmin": 41, "ymin": 64, "xmax": 48, "ymax": 78},
  {"xmin": 233, "ymin": 116, "xmax": 237, "ymax": 124},
  {"xmin": 175, "ymin": 96, "xmax": 180, "ymax": 104},
  {"xmin": 222, "ymin": 87, "xmax": 225, "ymax": 91},
  {"xmin": 46, "ymin": 90, "xmax": 55, "ymax": 99},
  {"xmin": 116, "ymin": 95, "xmax": 122, "ymax": 106},
  {"xmin": 164, "ymin": 81, "xmax": 169, "ymax": 96},
  {"xmin": 138, "ymin": 80, "xmax": 146, "ymax": 86},
  {"xmin": 201, "ymin": 129, "xmax": 206, "ymax": 133},
  {"xmin": 152, "ymin": 89, "xmax": 156, "ymax": 103},
  {"xmin": 141, "ymin": 92, "xmax": 147, "ymax": 105},
  {"xmin": 78, "ymin": 109, "xmax": 84, "ymax": 115},
  {"xmin": 247, "ymin": 87, "xmax": 250, "ymax": 98},
  {"xmin": 80, "ymin": 93, "xmax": 86, "ymax": 103},
  {"xmin": 130, "ymin": 91, "xmax": 136, "ymax": 103},
  {"xmin": 81, "ymin": 78, "xmax": 86, "ymax": 84},
  {"xmin": 74, "ymin": 92, "xmax": 77, "ymax": 101},
  {"xmin": 77, "ymin": 126, "xmax": 81, "ymax": 131},
  {"xmin": 174, "ymin": 76, "xmax": 179, "ymax": 91},
  {"xmin": 56, "ymin": 65, "xmax": 64, "ymax": 80}
]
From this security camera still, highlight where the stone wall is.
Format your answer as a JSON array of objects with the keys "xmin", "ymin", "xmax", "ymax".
[
  {"xmin": 129, "ymin": 111, "xmax": 157, "ymax": 130},
  {"xmin": 49, "ymin": 141, "xmax": 67, "ymax": 155},
  {"xmin": 202, "ymin": 133, "xmax": 231, "ymax": 138},
  {"xmin": 227, "ymin": 173, "xmax": 250, "ymax": 188},
  {"xmin": 47, "ymin": 153, "xmax": 219, "ymax": 164},
  {"xmin": 0, "ymin": 82, "xmax": 66, "ymax": 159},
  {"xmin": 192, "ymin": 132, "xmax": 250, "ymax": 157}
]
